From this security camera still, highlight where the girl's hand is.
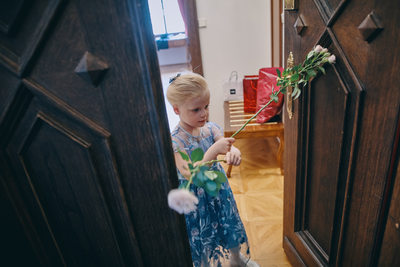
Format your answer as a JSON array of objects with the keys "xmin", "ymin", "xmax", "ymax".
[
  {"xmin": 203, "ymin": 137, "xmax": 235, "ymax": 162},
  {"xmin": 212, "ymin": 137, "xmax": 235, "ymax": 155},
  {"xmin": 225, "ymin": 145, "xmax": 241, "ymax": 166}
]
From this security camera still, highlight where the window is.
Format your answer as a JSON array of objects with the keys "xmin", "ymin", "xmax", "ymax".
[{"xmin": 147, "ymin": 0, "xmax": 185, "ymax": 36}]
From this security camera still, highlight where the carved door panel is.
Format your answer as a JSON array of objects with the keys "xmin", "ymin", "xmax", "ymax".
[
  {"xmin": 0, "ymin": 0, "xmax": 191, "ymax": 266},
  {"xmin": 283, "ymin": 0, "xmax": 400, "ymax": 266}
]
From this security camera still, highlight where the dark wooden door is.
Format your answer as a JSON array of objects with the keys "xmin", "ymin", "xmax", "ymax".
[
  {"xmin": 283, "ymin": 0, "xmax": 400, "ymax": 266},
  {"xmin": 0, "ymin": 0, "xmax": 192, "ymax": 266}
]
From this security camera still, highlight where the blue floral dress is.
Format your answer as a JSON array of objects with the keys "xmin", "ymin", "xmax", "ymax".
[{"xmin": 171, "ymin": 122, "xmax": 250, "ymax": 267}]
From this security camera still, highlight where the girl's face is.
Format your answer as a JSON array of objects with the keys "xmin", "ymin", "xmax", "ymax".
[{"xmin": 174, "ymin": 93, "xmax": 210, "ymax": 134}]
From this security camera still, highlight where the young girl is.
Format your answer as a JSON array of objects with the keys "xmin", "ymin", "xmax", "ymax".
[{"xmin": 167, "ymin": 73, "xmax": 258, "ymax": 267}]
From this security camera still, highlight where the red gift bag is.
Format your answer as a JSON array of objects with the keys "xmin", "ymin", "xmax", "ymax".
[
  {"xmin": 256, "ymin": 67, "xmax": 284, "ymax": 123},
  {"xmin": 243, "ymin": 75, "xmax": 259, "ymax": 113}
]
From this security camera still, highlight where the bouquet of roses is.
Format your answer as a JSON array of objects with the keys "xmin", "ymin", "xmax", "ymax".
[{"xmin": 168, "ymin": 45, "xmax": 336, "ymax": 214}]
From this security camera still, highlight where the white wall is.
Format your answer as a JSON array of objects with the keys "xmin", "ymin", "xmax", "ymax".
[
  {"xmin": 196, "ymin": 0, "xmax": 272, "ymax": 127},
  {"xmin": 157, "ymin": 46, "xmax": 189, "ymax": 66}
]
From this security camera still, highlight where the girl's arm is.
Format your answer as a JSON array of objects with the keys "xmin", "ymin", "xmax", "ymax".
[
  {"xmin": 174, "ymin": 152, "xmax": 191, "ymax": 180},
  {"xmin": 203, "ymin": 136, "xmax": 233, "ymax": 162},
  {"xmin": 212, "ymin": 135, "xmax": 241, "ymax": 166},
  {"xmin": 171, "ymin": 138, "xmax": 191, "ymax": 179},
  {"xmin": 202, "ymin": 136, "xmax": 241, "ymax": 165}
]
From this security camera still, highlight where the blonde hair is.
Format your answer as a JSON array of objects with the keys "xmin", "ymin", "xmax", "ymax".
[{"xmin": 166, "ymin": 73, "xmax": 210, "ymax": 106}]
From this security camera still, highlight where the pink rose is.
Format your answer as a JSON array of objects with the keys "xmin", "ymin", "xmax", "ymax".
[
  {"xmin": 328, "ymin": 55, "xmax": 336, "ymax": 63},
  {"xmin": 314, "ymin": 45, "xmax": 323, "ymax": 52},
  {"xmin": 168, "ymin": 189, "xmax": 199, "ymax": 214}
]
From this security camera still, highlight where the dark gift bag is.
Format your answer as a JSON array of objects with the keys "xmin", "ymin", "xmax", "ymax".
[
  {"xmin": 243, "ymin": 75, "xmax": 259, "ymax": 113},
  {"xmin": 256, "ymin": 67, "xmax": 284, "ymax": 123}
]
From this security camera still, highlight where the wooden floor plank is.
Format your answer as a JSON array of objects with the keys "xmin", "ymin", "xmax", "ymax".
[{"xmin": 220, "ymin": 138, "xmax": 291, "ymax": 266}]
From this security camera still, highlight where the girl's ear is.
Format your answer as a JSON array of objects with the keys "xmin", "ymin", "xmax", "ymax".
[{"xmin": 173, "ymin": 105, "xmax": 180, "ymax": 115}]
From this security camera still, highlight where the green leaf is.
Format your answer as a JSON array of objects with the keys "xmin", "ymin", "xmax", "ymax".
[
  {"xmin": 307, "ymin": 50, "xmax": 314, "ymax": 59},
  {"xmin": 197, "ymin": 171, "xmax": 207, "ymax": 183},
  {"xmin": 206, "ymin": 181, "xmax": 217, "ymax": 191},
  {"xmin": 192, "ymin": 177, "xmax": 204, "ymax": 187},
  {"xmin": 214, "ymin": 171, "xmax": 227, "ymax": 184},
  {"xmin": 191, "ymin": 148, "xmax": 204, "ymax": 163},
  {"xmin": 192, "ymin": 176, "xmax": 201, "ymax": 187},
  {"xmin": 290, "ymin": 73, "xmax": 299, "ymax": 83},
  {"xmin": 216, "ymin": 183, "xmax": 222, "ymax": 191},
  {"xmin": 271, "ymin": 94, "xmax": 279, "ymax": 103},
  {"xmin": 318, "ymin": 66, "xmax": 326, "ymax": 75},
  {"xmin": 179, "ymin": 151, "xmax": 190, "ymax": 161},
  {"xmin": 199, "ymin": 165, "xmax": 209, "ymax": 172},
  {"xmin": 192, "ymin": 171, "xmax": 206, "ymax": 187},
  {"xmin": 205, "ymin": 181, "xmax": 217, "ymax": 196},
  {"xmin": 204, "ymin": 170, "xmax": 218, "ymax": 180},
  {"xmin": 276, "ymin": 68, "xmax": 281, "ymax": 77},
  {"xmin": 307, "ymin": 70, "xmax": 317, "ymax": 78},
  {"xmin": 291, "ymin": 87, "xmax": 299, "ymax": 97},
  {"xmin": 188, "ymin": 163, "xmax": 194, "ymax": 170},
  {"xmin": 179, "ymin": 180, "xmax": 188, "ymax": 189},
  {"xmin": 292, "ymin": 86, "xmax": 302, "ymax": 100}
]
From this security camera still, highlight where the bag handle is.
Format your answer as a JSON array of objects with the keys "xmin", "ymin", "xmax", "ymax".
[{"xmin": 229, "ymin": 71, "xmax": 238, "ymax": 82}]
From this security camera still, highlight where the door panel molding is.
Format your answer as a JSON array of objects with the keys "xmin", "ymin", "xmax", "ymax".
[
  {"xmin": 1, "ymin": 80, "xmax": 146, "ymax": 266},
  {"xmin": 0, "ymin": 0, "xmax": 193, "ymax": 265},
  {"xmin": 284, "ymin": 0, "xmax": 400, "ymax": 265},
  {"xmin": 313, "ymin": 0, "xmax": 348, "ymax": 26},
  {"xmin": 299, "ymin": 65, "xmax": 349, "ymax": 263},
  {"xmin": 283, "ymin": 236, "xmax": 307, "ymax": 266},
  {"xmin": 0, "ymin": 0, "xmax": 64, "ymax": 76},
  {"xmin": 376, "ymin": 116, "xmax": 400, "ymax": 265},
  {"xmin": 0, "ymin": 0, "xmax": 30, "ymax": 35},
  {"xmin": 306, "ymin": 30, "xmax": 365, "ymax": 265},
  {"xmin": 285, "ymin": 23, "xmax": 365, "ymax": 265}
]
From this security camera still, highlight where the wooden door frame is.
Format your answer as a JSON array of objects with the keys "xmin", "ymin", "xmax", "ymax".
[
  {"xmin": 271, "ymin": 0, "xmax": 283, "ymax": 67},
  {"xmin": 181, "ymin": 0, "xmax": 203, "ymax": 76}
]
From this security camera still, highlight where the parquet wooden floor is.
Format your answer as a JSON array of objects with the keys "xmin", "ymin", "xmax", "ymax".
[
  {"xmin": 160, "ymin": 65, "xmax": 290, "ymax": 266},
  {"xmin": 220, "ymin": 138, "xmax": 291, "ymax": 267}
]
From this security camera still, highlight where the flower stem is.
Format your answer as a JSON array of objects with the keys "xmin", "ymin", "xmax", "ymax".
[
  {"xmin": 186, "ymin": 172, "xmax": 195, "ymax": 190},
  {"xmin": 185, "ymin": 159, "xmax": 225, "ymax": 190},
  {"xmin": 202, "ymin": 159, "xmax": 226, "ymax": 165},
  {"xmin": 231, "ymin": 89, "xmax": 283, "ymax": 138}
]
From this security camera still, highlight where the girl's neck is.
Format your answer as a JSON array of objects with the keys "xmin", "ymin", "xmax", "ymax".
[{"xmin": 179, "ymin": 121, "xmax": 201, "ymax": 136}]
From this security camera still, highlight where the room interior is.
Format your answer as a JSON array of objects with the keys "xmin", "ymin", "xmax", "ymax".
[
  {"xmin": 156, "ymin": 0, "xmax": 400, "ymax": 265},
  {"xmin": 151, "ymin": 0, "xmax": 289, "ymax": 265}
]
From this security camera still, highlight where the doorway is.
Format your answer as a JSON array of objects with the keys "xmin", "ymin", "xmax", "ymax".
[{"xmin": 148, "ymin": 0, "xmax": 289, "ymax": 265}]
